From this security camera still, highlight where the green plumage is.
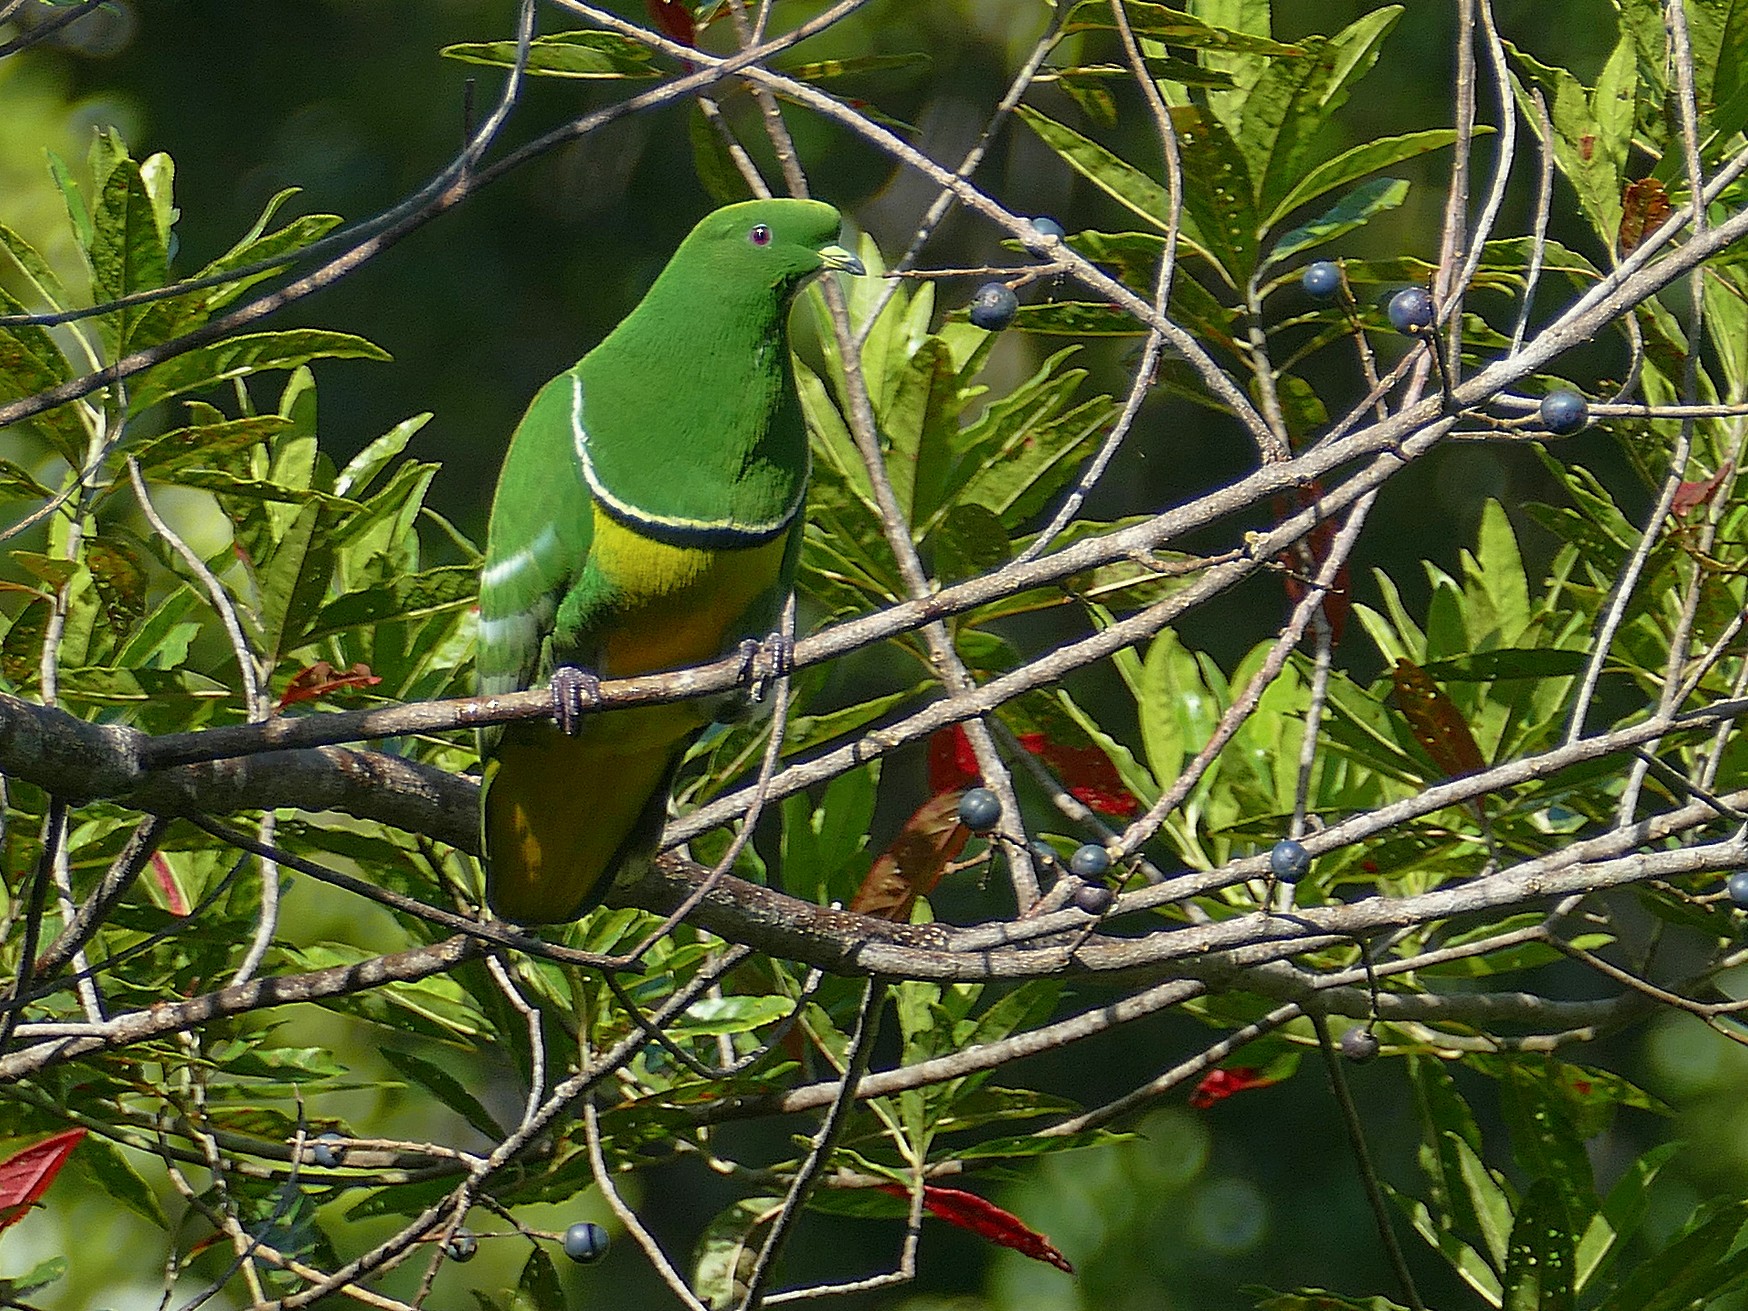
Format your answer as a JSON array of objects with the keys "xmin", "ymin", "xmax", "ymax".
[{"xmin": 477, "ymin": 200, "xmax": 860, "ymax": 925}]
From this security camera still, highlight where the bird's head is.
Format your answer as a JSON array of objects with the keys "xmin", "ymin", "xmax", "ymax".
[{"xmin": 675, "ymin": 199, "xmax": 865, "ymax": 299}]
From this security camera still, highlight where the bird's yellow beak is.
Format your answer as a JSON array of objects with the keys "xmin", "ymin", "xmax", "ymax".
[{"xmin": 816, "ymin": 243, "xmax": 866, "ymax": 276}]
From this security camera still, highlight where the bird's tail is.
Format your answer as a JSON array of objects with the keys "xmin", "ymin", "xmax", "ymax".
[{"xmin": 482, "ymin": 729, "xmax": 681, "ymax": 925}]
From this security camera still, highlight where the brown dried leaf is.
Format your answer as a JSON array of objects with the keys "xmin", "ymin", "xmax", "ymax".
[
  {"xmin": 849, "ymin": 792, "xmax": 970, "ymax": 921},
  {"xmin": 1391, "ymin": 657, "xmax": 1485, "ymax": 777},
  {"xmin": 1619, "ymin": 177, "xmax": 1672, "ymax": 256}
]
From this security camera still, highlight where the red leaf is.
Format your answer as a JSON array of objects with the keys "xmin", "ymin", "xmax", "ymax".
[
  {"xmin": 277, "ymin": 660, "xmax": 382, "ymax": 710},
  {"xmin": 878, "ymin": 1183, "xmax": 1073, "ymax": 1273},
  {"xmin": 927, "ymin": 724, "xmax": 1138, "ymax": 816},
  {"xmin": 644, "ymin": 0, "xmax": 695, "ymax": 46},
  {"xmin": 0, "ymin": 1128, "xmax": 86, "ymax": 1231},
  {"xmin": 1672, "ymin": 461, "xmax": 1732, "ymax": 518},
  {"xmin": 1189, "ymin": 1067, "xmax": 1277, "ymax": 1109},
  {"xmin": 1274, "ymin": 481, "xmax": 1350, "ymax": 643},
  {"xmin": 850, "ymin": 792, "xmax": 972, "ymax": 921},
  {"xmin": 150, "ymin": 853, "xmax": 190, "ymax": 917},
  {"xmin": 927, "ymin": 725, "xmax": 981, "ymax": 795},
  {"xmin": 1390, "ymin": 658, "xmax": 1486, "ymax": 778},
  {"xmin": 1016, "ymin": 733, "xmax": 1138, "ymax": 817}
]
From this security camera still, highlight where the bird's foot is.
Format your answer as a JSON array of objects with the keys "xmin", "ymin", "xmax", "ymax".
[
  {"xmin": 549, "ymin": 665, "xmax": 603, "ymax": 736},
  {"xmin": 737, "ymin": 630, "xmax": 795, "ymax": 704}
]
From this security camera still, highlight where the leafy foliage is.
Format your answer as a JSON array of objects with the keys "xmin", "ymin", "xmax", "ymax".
[{"xmin": 4, "ymin": 1, "xmax": 1748, "ymax": 1308}]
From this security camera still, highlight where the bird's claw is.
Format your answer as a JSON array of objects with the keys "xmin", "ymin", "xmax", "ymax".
[
  {"xmin": 738, "ymin": 631, "xmax": 794, "ymax": 704},
  {"xmin": 550, "ymin": 666, "xmax": 602, "ymax": 736}
]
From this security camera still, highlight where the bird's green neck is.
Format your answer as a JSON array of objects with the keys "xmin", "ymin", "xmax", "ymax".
[{"xmin": 573, "ymin": 276, "xmax": 809, "ymax": 545}]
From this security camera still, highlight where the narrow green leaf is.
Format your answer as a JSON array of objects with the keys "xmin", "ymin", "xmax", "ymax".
[
  {"xmin": 441, "ymin": 31, "xmax": 661, "ymax": 79},
  {"xmin": 1059, "ymin": 1, "xmax": 1301, "ymax": 55},
  {"xmin": 1265, "ymin": 128, "xmax": 1469, "ymax": 232},
  {"xmin": 380, "ymin": 1048, "xmax": 503, "ymax": 1141},
  {"xmin": 784, "ymin": 52, "xmax": 930, "ymax": 80},
  {"xmin": 0, "ymin": 222, "xmax": 72, "ymax": 312},
  {"xmin": 1503, "ymin": 1181, "xmax": 1577, "ymax": 1311},
  {"xmin": 68, "ymin": 1135, "xmax": 166, "ymax": 1227},
  {"xmin": 0, "ymin": 1256, "xmax": 68, "ymax": 1297},
  {"xmin": 294, "ymin": 565, "xmax": 477, "ymax": 648},
  {"xmin": 127, "ymin": 330, "xmax": 390, "ymax": 414},
  {"xmin": 44, "ymin": 149, "xmax": 93, "ymax": 253},
  {"xmin": 1265, "ymin": 176, "xmax": 1408, "ymax": 267},
  {"xmin": 1243, "ymin": 8, "xmax": 1405, "ymax": 217}
]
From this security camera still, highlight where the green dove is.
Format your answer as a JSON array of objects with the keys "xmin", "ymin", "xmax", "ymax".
[{"xmin": 476, "ymin": 199, "xmax": 862, "ymax": 925}]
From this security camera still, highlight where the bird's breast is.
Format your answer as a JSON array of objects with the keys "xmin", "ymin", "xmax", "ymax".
[{"xmin": 589, "ymin": 504, "xmax": 788, "ymax": 678}]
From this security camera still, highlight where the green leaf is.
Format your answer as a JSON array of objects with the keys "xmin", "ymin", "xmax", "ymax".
[
  {"xmin": 0, "ymin": 222, "xmax": 72, "ymax": 312},
  {"xmin": 693, "ymin": 1197, "xmax": 781, "ymax": 1310},
  {"xmin": 1575, "ymin": 1142, "xmax": 1678, "ymax": 1294},
  {"xmin": 1265, "ymin": 176, "xmax": 1408, "ymax": 267},
  {"xmin": 55, "ymin": 665, "xmax": 231, "ymax": 703},
  {"xmin": 672, "ymin": 994, "xmax": 798, "ymax": 1038},
  {"xmin": 1418, "ymin": 649, "xmax": 1587, "ymax": 681},
  {"xmin": 517, "ymin": 1244, "xmax": 567, "ymax": 1311},
  {"xmin": 1006, "ymin": 301, "xmax": 1149, "ymax": 336},
  {"xmin": 1241, "ymin": 8, "xmax": 1404, "ymax": 218},
  {"xmin": 1061, "ymin": 1, "xmax": 1300, "ymax": 53},
  {"xmin": 87, "ymin": 134, "xmax": 173, "ymax": 357},
  {"xmin": 784, "ymin": 52, "xmax": 930, "ymax": 81},
  {"xmin": 45, "ymin": 149, "xmax": 94, "ymax": 254},
  {"xmin": 1264, "ymin": 129, "xmax": 1469, "ymax": 233},
  {"xmin": 0, "ymin": 283, "xmax": 86, "ymax": 465},
  {"xmin": 379, "ymin": 1048, "xmax": 503, "ymax": 1141},
  {"xmin": 1502, "ymin": 1178, "xmax": 1577, "ymax": 1311},
  {"xmin": 294, "ymin": 565, "xmax": 477, "ymax": 648},
  {"xmin": 1139, "ymin": 627, "xmax": 1219, "ymax": 788},
  {"xmin": 127, "ymin": 329, "xmax": 390, "ymax": 413},
  {"xmin": 1508, "ymin": 35, "xmax": 1637, "ymax": 245},
  {"xmin": 0, "ymin": 1256, "xmax": 68, "ymax": 1298},
  {"xmin": 1016, "ymin": 106, "xmax": 1191, "ymax": 242},
  {"xmin": 68, "ymin": 1135, "xmax": 166, "ymax": 1227},
  {"xmin": 1595, "ymin": 1200, "xmax": 1748, "ymax": 1311},
  {"xmin": 442, "ymin": 31, "xmax": 662, "ymax": 79},
  {"xmin": 1168, "ymin": 102, "xmax": 1259, "ymax": 277}
]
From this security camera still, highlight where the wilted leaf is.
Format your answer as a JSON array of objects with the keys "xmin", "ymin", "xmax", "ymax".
[
  {"xmin": 277, "ymin": 660, "xmax": 382, "ymax": 710},
  {"xmin": 850, "ymin": 792, "xmax": 971, "ymax": 921},
  {"xmin": 1391, "ymin": 657, "xmax": 1486, "ymax": 777},
  {"xmin": 1671, "ymin": 461, "xmax": 1731, "ymax": 517},
  {"xmin": 1618, "ymin": 176, "xmax": 1671, "ymax": 256}
]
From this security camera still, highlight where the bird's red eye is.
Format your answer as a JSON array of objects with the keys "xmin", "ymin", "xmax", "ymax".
[{"xmin": 748, "ymin": 223, "xmax": 772, "ymax": 247}]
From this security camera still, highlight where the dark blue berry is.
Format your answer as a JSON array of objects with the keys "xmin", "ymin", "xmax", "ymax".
[
  {"xmin": 1302, "ymin": 261, "xmax": 1341, "ymax": 298},
  {"xmin": 1727, "ymin": 871, "xmax": 1748, "ymax": 908},
  {"xmin": 1029, "ymin": 840, "xmax": 1059, "ymax": 870},
  {"xmin": 1025, "ymin": 216, "xmax": 1066, "ymax": 257},
  {"xmin": 1269, "ymin": 838, "xmax": 1311, "ymax": 883},
  {"xmin": 563, "ymin": 1220, "xmax": 609, "ymax": 1264},
  {"xmin": 311, "ymin": 1132, "xmax": 346, "ymax": 1169},
  {"xmin": 957, "ymin": 787, "xmax": 1002, "ymax": 833},
  {"xmin": 445, "ymin": 1229, "xmax": 478, "ymax": 1263},
  {"xmin": 1387, "ymin": 287, "xmax": 1434, "ymax": 334},
  {"xmin": 1340, "ymin": 1028, "xmax": 1380, "ymax": 1064},
  {"xmin": 1068, "ymin": 843, "xmax": 1111, "ymax": 878},
  {"xmin": 1540, "ymin": 389, "xmax": 1589, "ymax": 434},
  {"xmin": 1073, "ymin": 882, "xmax": 1115, "ymax": 915},
  {"xmin": 968, "ymin": 282, "xmax": 1018, "ymax": 331}
]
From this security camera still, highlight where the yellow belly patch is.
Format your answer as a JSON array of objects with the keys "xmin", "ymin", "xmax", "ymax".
[{"xmin": 590, "ymin": 505, "xmax": 788, "ymax": 678}]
